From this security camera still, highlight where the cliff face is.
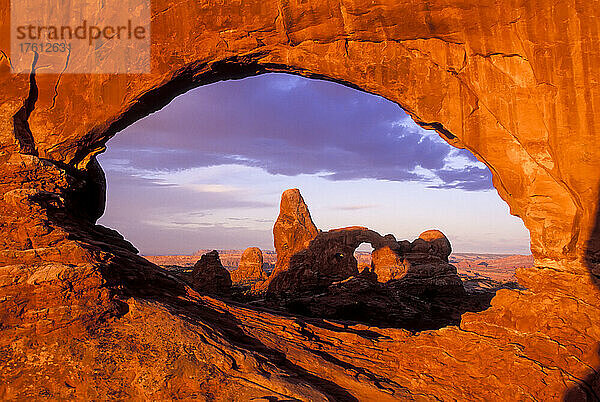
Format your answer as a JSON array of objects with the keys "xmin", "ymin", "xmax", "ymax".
[{"xmin": 0, "ymin": 0, "xmax": 599, "ymax": 399}]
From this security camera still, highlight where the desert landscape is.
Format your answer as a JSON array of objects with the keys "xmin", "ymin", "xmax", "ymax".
[
  {"xmin": 141, "ymin": 189, "xmax": 529, "ymax": 331},
  {"xmin": 146, "ymin": 251, "xmax": 530, "ymax": 286},
  {"xmin": 1, "ymin": 0, "xmax": 600, "ymax": 400},
  {"xmin": 146, "ymin": 250, "xmax": 530, "ymax": 297}
]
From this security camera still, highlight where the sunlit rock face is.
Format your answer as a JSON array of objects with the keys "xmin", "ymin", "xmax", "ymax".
[
  {"xmin": 258, "ymin": 188, "xmax": 319, "ymax": 291},
  {"xmin": 1, "ymin": 0, "xmax": 599, "ymax": 399},
  {"xmin": 371, "ymin": 246, "xmax": 408, "ymax": 282},
  {"xmin": 230, "ymin": 247, "xmax": 268, "ymax": 285}
]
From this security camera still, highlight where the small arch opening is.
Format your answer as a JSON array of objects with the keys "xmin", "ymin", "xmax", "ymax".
[{"xmin": 354, "ymin": 243, "xmax": 374, "ymax": 272}]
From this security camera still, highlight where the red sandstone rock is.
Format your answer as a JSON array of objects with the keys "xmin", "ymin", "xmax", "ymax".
[
  {"xmin": 371, "ymin": 246, "xmax": 407, "ymax": 282},
  {"xmin": 417, "ymin": 230, "xmax": 452, "ymax": 260},
  {"xmin": 1, "ymin": 0, "xmax": 600, "ymax": 399},
  {"xmin": 274, "ymin": 189, "xmax": 319, "ymax": 265},
  {"xmin": 189, "ymin": 250, "xmax": 232, "ymax": 295},
  {"xmin": 267, "ymin": 225, "xmax": 394, "ymax": 295},
  {"xmin": 267, "ymin": 218, "xmax": 465, "ymax": 303},
  {"xmin": 263, "ymin": 214, "xmax": 468, "ymax": 329},
  {"xmin": 258, "ymin": 189, "xmax": 319, "ymax": 291},
  {"xmin": 390, "ymin": 230, "xmax": 463, "ymax": 297},
  {"xmin": 230, "ymin": 247, "xmax": 268, "ymax": 284}
]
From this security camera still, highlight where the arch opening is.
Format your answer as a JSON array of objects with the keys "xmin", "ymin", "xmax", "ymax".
[
  {"xmin": 355, "ymin": 242, "xmax": 374, "ymax": 272},
  {"xmin": 96, "ymin": 73, "xmax": 532, "ymax": 331}
]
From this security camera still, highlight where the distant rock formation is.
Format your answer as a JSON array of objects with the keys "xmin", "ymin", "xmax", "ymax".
[
  {"xmin": 370, "ymin": 229, "xmax": 464, "ymax": 297},
  {"xmin": 257, "ymin": 189, "xmax": 318, "ymax": 291},
  {"xmin": 391, "ymin": 230, "xmax": 464, "ymax": 297},
  {"xmin": 263, "ymin": 190, "xmax": 465, "ymax": 302},
  {"xmin": 273, "ymin": 189, "xmax": 319, "ymax": 269},
  {"xmin": 267, "ymin": 226, "xmax": 392, "ymax": 295},
  {"xmin": 189, "ymin": 250, "xmax": 232, "ymax": 295},
  {"xmin": 231, "ymin": 247, "xmax": 268, "ymax": 284},
  {"xmin": 264, "ymin": 219, "xmax": 468, "ymax": 329},
  {"xmin": 411, "ymin": 230, "xmax": 452, "ymax": 261}
]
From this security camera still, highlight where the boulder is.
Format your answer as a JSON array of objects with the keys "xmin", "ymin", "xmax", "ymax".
[
  {"xmin": 231, "ymin": 247, "xmax": 268, "ymax": 284},
  {"xmin": 189, "ymin": 250, "xmax": 232, "ymax": 295},
  {"xmin": 415, "ymin": 230, "xmax": 452, "ymax": 261}
]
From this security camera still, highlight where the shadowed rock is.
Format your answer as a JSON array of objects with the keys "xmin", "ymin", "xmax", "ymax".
[
  {"xmin": 189, "ymin": 250, "xmax": 232, "ymax": 295},
  {"xmin": 411, "ymin": 230, "xmax": 452, "ymax": 261},
  {"xmin": 257, "ymin": 191, "xmax": 468, "ymax": 329},
  {"xmin": 263, "ymin": 220, "xmax": 468, "ymax": 329},
  {"xmin": 267, "ymin": 226, "xmax": 393, "ymax": 295},
  {"xmin": 264, "ymin": 192, "xmax": 465, "ymax": 299},
  {"xmin": 371, "ymin": 229, "xmax": 463, "ymax": 297},
  {"xmin": 390, "ymin": 230, "xmax": 464, "ymax": 298}
]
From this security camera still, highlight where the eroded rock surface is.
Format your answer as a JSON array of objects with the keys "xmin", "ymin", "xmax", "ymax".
[
  {"xmin": 231, "ymin": 247, "xmax": 268, "ymax": 285},
  {"xmin": 266, "ymin": 225, "xmax": 392, "ymax": 296},
  {"xmin": 1, "ymin": 0, "xmax": 600, "ymax": 399},
  {"xmin": 262, "ymin": 202, "xmax": 469, "ymax": 330},
  {"xmin": 372, "ymin": 246, "xmax": 407, "ymax": 282},
  {"xmin": 266, "ymin": 207, "xmax": 463, "ymax": 300},
  {"xmin": 371, "ymin": 230, "xmax": 464, "ymax": 297},
  {"xmin": 258, "ymin": 188, "xmax": 319, "ymax": 291},
  {"xmin": 189, "ymin": 250, "xmax": 232, "ymax": 295},
  {"xmin": 267, "ymin": 226, "xmax": 377, "ymax": 296},
  {"xmin": 415, "ymin": 230, "xmax": 452, "ymax": 260}
]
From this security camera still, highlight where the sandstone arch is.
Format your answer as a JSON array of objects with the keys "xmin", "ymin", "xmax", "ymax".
[
  {"xmin": 266, "ymin": 225, "xmax": 465, "ymax": 301},
  {"xmin": 1, "ymin": 0, "xmax": 599, "ymax": 399},
  {"xmin": 267, "ymin": 226, "xmax": 396, "ymax": 295}
]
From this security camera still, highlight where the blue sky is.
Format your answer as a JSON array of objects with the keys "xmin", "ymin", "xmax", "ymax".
[{"xmin": 97, "ymin": 73, "xmax": 531, "ymax": 255}]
